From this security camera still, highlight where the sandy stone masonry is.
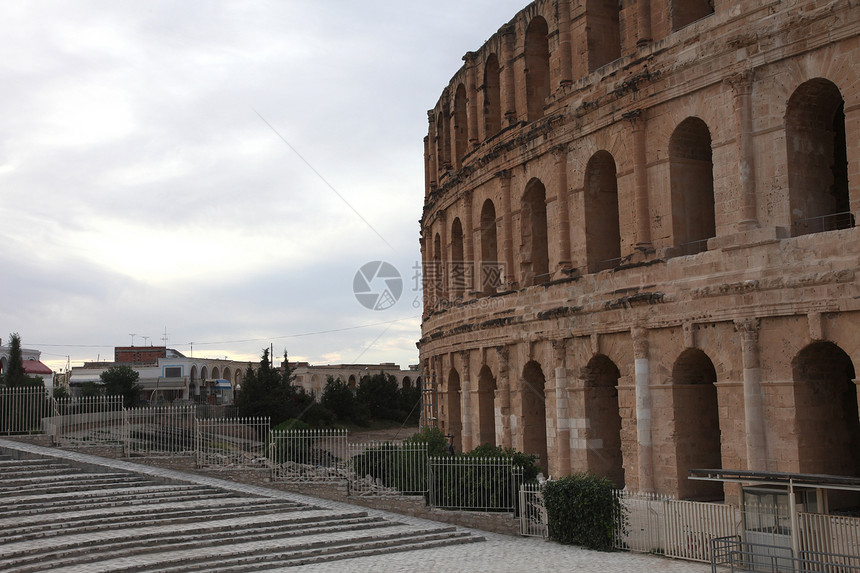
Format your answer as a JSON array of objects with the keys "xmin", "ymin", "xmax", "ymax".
[{"xmin": 419, "ymin": 0, "xmax": 860, "ymax": 506}]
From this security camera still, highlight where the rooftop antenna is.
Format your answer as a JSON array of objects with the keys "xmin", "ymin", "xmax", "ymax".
[
  {"xmin": 142, "ymin": 336, "xmax": 150, "ymax": 346},
  {"xmin": 188, "ymin": 342, "xmax": 193, "ymax": 358},
  {"xmin": 161, "ymin": 327, "xmax": 169, "ymax": 348},
  {"xmin": 129, "ymin": 333, "xmax": 136, "ymax": 346}
]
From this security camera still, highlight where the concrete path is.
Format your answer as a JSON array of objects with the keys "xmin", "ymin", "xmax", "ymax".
[{"xmin": 0, "ymin": 439, "xmax": 710, "ymax": 572}]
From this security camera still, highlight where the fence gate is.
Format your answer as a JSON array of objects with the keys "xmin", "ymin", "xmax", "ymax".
[{"xmin": 519, "ymin": 483, "xmax": 548, "ymax": 537}]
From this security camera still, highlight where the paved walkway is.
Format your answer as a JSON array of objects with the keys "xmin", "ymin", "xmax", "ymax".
[{"xmin": 0, "ymin": 439, "xmax": 711, "ymax": 572}]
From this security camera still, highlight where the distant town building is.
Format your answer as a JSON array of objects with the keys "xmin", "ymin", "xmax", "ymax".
[
  {"xmin": 70, "ymin": 346, "xmax": 248, "ymax": 405},
  {"xmin": 0, "ymin": 338, "xmax": 53, "ymax": 389},
  {"xmin": 290, "ymin": 362, "xmax": 420, "ymax": 399}
]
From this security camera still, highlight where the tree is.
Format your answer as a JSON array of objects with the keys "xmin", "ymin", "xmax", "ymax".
[
  {"xmin": 236, "ymin": 349, "xmax": 314, "ymax": 427},
  {"xmin": 100, "ymin": 365, "xmax": 143, "ymax": 407},
  {"xmin": 3, "ymin": 333, "xmax": 44, "ymax": 388},
  {"xmin": 356, "ymin": 372, "xmax": 401, "ymax": 420},
  {"xmin": 321, "ymin": 376, "xmax": 367, "ymax": 425}
]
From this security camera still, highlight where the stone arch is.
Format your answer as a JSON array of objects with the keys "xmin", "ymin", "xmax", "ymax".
[
  {"xmin": 222, "ymin": 367, "xmax": 231, "ymax": 383},
  {"xmin": 586, "ymin": 0, "xmax": 621, "ymax": 71},
  {"xmin": 477, "ymin": 365, "xmax": 497, "ymax": 447},
  {"xmin": 671, "ymin": 0, "xmax": 714, "ymax": 31},
  {"xmin": 402, "ymin": 375, "xmax": 412, "ymax": 389},
  {"xmin": 520, "ymin": 179, "xmax": 549, "ymax": 286},
  {"xmin": 201, "ymin": 366, "xmax": 209, "ymax": 380},
  {"xmin": 480, "ymin": 199, "xmax": 499, "ymax": 295},
  {"xmin": 792, "ymin": 341, "xmax": 860, "ymax": 479},
  {"xmin": 672, "ymin": 348, "xmax": 723, "ymax": 500},
  {"xmin": 436, "ymin": 111, "xmax": 449, "ymax": 170},
  {"xmin": 583, "ymin": 354, "xmax": 624, "ymax": 487},
  {"xmin": 447, "ymin": 368, "xmax": 462, "ymax": 451},
  {"xmin": 348, "ymin": 374, "xmax": 357, "ymax": 391},
  {"xmin": 453, "ymin": 83, "xmax": 468, "ymax": 169},
  {"xmin": 670, "ymin": 117, "xmax": 715, "ymax": 255},
  {"xmin": 311, "ymin": 374, "xmax": 321, "ymax": 396},
  {"xmin": 434, "ymin": 232, "xmax": 444, "ymax": 300},
  {"xmin": 211, "ymin": 366, "xmax": 220, "ymax": 380},
  {"xmin": 585, "ymin": 150, "xmax": 621, "ymax": 272},
  {"xmin": 525, "ymin": 16, "xmax": 550, "ymax": 122},
  {"xmin": 451, "ymin": 217, "xmax": 465, "ymax": 298},
  {"xmin": 484, "ymin": 53, "xmax": 502, "ymax": 139},
  {"xmin": 786, "ymin": 78, "xmax": 852, "ymax": 235},
  {"xmin": 521, "ymin": 360, "xmax": 548, "ymax": 469}
]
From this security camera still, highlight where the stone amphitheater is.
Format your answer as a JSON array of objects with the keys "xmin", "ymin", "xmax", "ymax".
[
  {"xmin": 0, "ymin": 439, "xmax": 710, "ymax": 572},
  {"xmin": 419, "ymin": 0, "xmax": 860, "ymax": 507}
]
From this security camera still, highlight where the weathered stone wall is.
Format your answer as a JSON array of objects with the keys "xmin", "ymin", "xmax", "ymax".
[{"xmin": 419, "ymin": 0, "xmax": 860, "ymax": 506}]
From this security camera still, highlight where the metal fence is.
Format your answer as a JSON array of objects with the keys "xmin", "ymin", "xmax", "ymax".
[
  {"xmin": 613, "ymin": 489, "xmax": 673, "ymax": 553},
  {"xmin": 270, "ymin": 428, "xmax": 350, "ymax": 482},
  {"xmin": 711, "ymin": 535, "xmax": 860, "ymax": 573},
  {"xmin": 196, "ymin": 416, "xmax": 269, "ymax": 468},
  {"xmin": 125, "ymin": 405, "xmax": 197, "ymax": 457},
  {"xmin": 348, "ymin": 441, "xmax": 428, "ymax": 496},
  {"xmin": 519, "ymin": 482, "xmax": 548, "ymax": 537},
  {"xmin": 429, "ymin": 456, "xmax": 523, "ymax": 511},
  {"xmin": 0, "ymin": 386, "xmax": 53, "ymax": 435},
  {"xmin": 798, "ymin": 511, "xmax": 860, "ymax": 559},
  {"xmin": 50, "ymin": 396, "xmax": 125, "ymax": 447}
]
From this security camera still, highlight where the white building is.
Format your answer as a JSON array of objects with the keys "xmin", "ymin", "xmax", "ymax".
[{"xmin": 0, "ymin": 339, "xmax": 53, "ymax": 389}]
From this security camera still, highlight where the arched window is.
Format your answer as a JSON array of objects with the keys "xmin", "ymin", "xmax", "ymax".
[
  {"xmin": 670, "ymin": 117, "xmax": 715, "ymax": 255},
  {"xmin": 480, "ymin": 199, "xmax": 500, "ymax": 295},
  {"xmin": 583, "ymin": 355, "xmax": 624, "ymax": 487},
  {"xmin": 484, "ymin": 54, "xmax": 502, "ymax": 138},
  {"xmin": 672, "ymin": 348, "xmax": 722, "ymax": 500},
  {"xmin": 521, "ymin": 180, "xmax": 549, "ymax": 286},
  {"xmin": 586, "ymin": 0, "xmax": 621, "ymax": 71},
  {"xmin": 786, "ymin": 79, "xmax": 852, "ymax": 235},
  {"xmin": 451, "ymin": 218, "xmax": 465, "ymax": 298},
  {"xmin": 671, "ymin": 0, "xmax": 714, "ymax": 30},
  {"xmin": 522, "ymin": 361, "xmax": 547, "ymax": 468},
  {"xmin": 525, "ymin": 16, "xmax": 550, "ymax": 122},
  {"xmin": 453, "ymin": 84, "xmax": 468, "ymax": 169},
  {"xmin": 447, "ymin": 368, "xmax": 462, "ymax": 451},
  {"xmin": 585, "ymin": 151, "xmax": 621, "ymax": 272},
  {"xmin": 477, "ymin": 365, "xmax": 497, "ymax": 447},
  {"xmin": 793, "ymin": 342, "xmax": 860, "ymax": 481}
]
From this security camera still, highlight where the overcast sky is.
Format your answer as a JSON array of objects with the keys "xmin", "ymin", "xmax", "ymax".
[{"xmin": 0, "ymin": 1, "xmax": 528, "ymax": 373}]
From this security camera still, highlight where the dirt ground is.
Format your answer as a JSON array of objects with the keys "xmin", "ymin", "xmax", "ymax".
[{"xmin": 348, "ymin": 425, "xmax": 419, "ymax": 443}]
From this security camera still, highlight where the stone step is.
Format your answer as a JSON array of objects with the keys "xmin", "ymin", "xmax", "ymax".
[
  {"xmin": 0, "ymin": 499, "xmax": 310, "ymax": 543},
  {"xmin": 0, "ymin": 474, "xmax": 155, "ymax": 494},
  {"xmin": 0, "ymin": 465, "xmax": 78, "ymax": 479},
  {"xmin": 1, "ymin": 512, "xmax": 392, "ymax": 572},
  {"xmin": 0, "ymin": 488, "xmax": 242, "ymax": 518},
  {"xmin": 118, "ymin": 528, "xmax": 482, "ymax": 573}
]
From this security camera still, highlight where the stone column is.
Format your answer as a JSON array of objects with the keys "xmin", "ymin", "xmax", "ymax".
[
  {"xmin": 727, "ymin": 71, "xmax": 759, "ymax": 230},
  {"xmin": 500, "ymin": 23, "xmax": 517, "ymax": 126},
  {"xmin": 553, "ymin": 339, "xmax": 570, "ymax": 477},
  {"xmin": 463, "ymin": 190, "xmax": 475, "ymax": 295},
  {"xmin": 736, "ymin": 318, "xmax": 768, "ymax": 471},
  {"xmin": 495, "ymin": 345, "xmax": 513, "ymax": 449},
  {"xmin": 464, "ymin": 51, "xmax": 479, "ymax": 149},
  {"xmin": 553, "ymin": 145, "xmax": 572, "ymax": 275},
  {"xmin": 460, "ymin": 350, "xmax": 473, "ymax": 452},
  {"xmin": 427, "ymin": 111, "xmax": 438, "ymax": 188},
  {"xmin": 632, "ymin": 327, "xmax": 654, "ymax": 492},
  {"xmin": 557, "ymin": 0, "xmax": 573, "ymax": 87},
  {"xmin": 423, "ymin": 136, "xmax": 431, "ymax": 197},
  {"xmin": 637, "ymin": 0, "xmax": 652, "ymax": 45},
  {"xmin": 627, "ymin": 110, "xmax": 652, "ymax": 250},
  {"xmin": 438, "ymin": 210, "xmax": 448, "ymax": 301},
  {"xmin": 498, "ymin": 170, "xmax": 517, "ymax": 290}
]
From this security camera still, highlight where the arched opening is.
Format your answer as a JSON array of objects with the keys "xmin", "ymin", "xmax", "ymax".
[
  {"xmin": 585, "ymin": 151, "xmax": 621, "ymax": 272},
  {"xmin": 586, "ymin": 0, "xmax": 621, "ymax": 71},
  {"xmin": 348, "ymin": 375, "xmax": 357, "ymax": 391},
  {"xmin": 211, "ymin": 366, "xmax": 220, "ymax": 380},
  {"xmin": 434, "ymin": 232, "xmax": 444, "ymax": 301},
  {"xmin": 671, "ymin": 0, "xmax": 714, "ymax": 30},
  {"xmin": 484, "ymin": 54, "xmax": 502, "ymax": 138},
  {"xmin": 583, "ymin": 355, "xmax": 624, "ymax": 487},
  {"xmin": 234, "ymin": 370, "xmax": 242, "ymax": 385},
  {"xmin": 525, "ymin": 16, "xmax": 550, "ymax": 122},
  {"xmin": 793, "ymin": 342, "xmax": 859, "ymax": 479},
  {"xmin": 522, "ymin": 360, "xmax": 548, "ymax": 470},
  {"xmin": 436, "ymin": 112, "xmax": 449, "ymax": 171},
  {"xmin": 673, "ymin": 348, "xmax": 722, "ymax": 500},
  {"xmin": 477, "ymin": 365, "xmax": 497, "ymax": 447},
  {"xmin": 787, "ymin": 79, "xmax": 852, "ymax": 235},
  {"xmin": 201, "ymin": 366, "xmax": 209, "ymax": 381},
  {"xmin": 402, "ymin": 376, "xmax": 412, "ymax": 390},
  {"xmin": 451, "ymin": 217, "xmax": 465, "ymax": 299},
  {"xmin": 670, "ymin": 117, "xmax": 715, "ymax": 255},
  {"xmin": 447, "ymin": 368, "xmax": 462, "ymax": 451},
  {"xmin": 521, "ymin": 180, "xmax": 549, "ymax": 286},
  {"xmin": 480, "ymin": 199, "xmax": 500, "ymax": 295},
  {"xmin": 222, "ymin": 367, "xmax": 231, "ymax": 383},
  {"xmin": 453, "ymin": 84, "xmax": 468, "ymax": 169}
]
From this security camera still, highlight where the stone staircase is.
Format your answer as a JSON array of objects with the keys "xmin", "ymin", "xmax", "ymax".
[{"xmin": 0, "ymin": 454, "xmax": 483, "ymax": 572}]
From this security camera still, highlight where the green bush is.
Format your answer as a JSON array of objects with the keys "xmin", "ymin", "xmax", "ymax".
[{"xmin": 542, "ymin": 474, "xmax": 625, "ymax": 551}]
